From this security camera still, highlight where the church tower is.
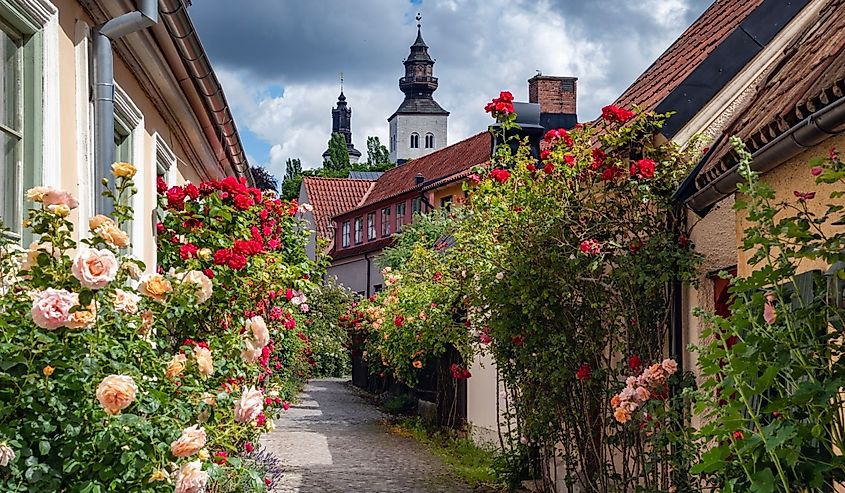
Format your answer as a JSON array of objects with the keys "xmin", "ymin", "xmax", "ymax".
[
  {"xmin": 388, "ymin": 14, "xmax": 448, "ymax": 164},
  {"xmin": 323, "ymin": 82, "xmax": 362, "ymax": 164}
]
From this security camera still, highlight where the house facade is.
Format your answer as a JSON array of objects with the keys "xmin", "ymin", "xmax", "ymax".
[{"xmin": 0, "ymin": 0, "xmax": 248, "ymax": 270}]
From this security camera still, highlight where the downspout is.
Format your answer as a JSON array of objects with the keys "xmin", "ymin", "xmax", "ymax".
[
  {"xmin": 92, "ymin": 0, "xmax": 158, "ymax": 214},
  {"xmin": 685, "ymin": 95, "xmax": 845, "ymax": 214},
  {"xmin": 420, "ymin": 191, "xmax": 434, "ymax": 212},
  {"xmin": 364, "ymin": 252, "xmax": 371, "ymax": 298}
]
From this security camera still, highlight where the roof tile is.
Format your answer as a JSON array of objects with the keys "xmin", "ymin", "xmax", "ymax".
[{"xmin": 302, "ymin": 177, "xmax": 375, "ymax": 239}]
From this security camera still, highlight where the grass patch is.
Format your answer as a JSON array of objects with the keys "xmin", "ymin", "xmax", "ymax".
[{"xmin": 387, "ymin": 417, "xmax": 507, "ymax": 491}]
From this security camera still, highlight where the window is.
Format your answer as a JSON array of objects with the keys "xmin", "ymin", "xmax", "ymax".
[
  {"xmin": 395, "ymin": 202, "xmax": 406, "ymax": 232},
  {"xmin": 425, "ymin": 133, "xmax": 434, "ymax": 149},
  {"xmin": 412, "ymin": 197, "xmax": 422, "ymax": 214},
  {"xmin": 440, "ymin": 195, "xmax": 453, "ymax": 211},
  {"xmin": 410, "ymin": 132, "xmax": 420, "ymax": 149},
  {"xmin": 0, "ymin": 22, "xmax": 22, "ymax": 237},
  {"xmin": 373, "ymin": 284, "xmax": 383, "ymax": 293},
  {"xmin": 354, "ymin": 217, "xmax": 363, "ymax": 244},
  {"xmin": 381, "ymin": 207, "xmax": 391, "ymax": 236},
  {"xmin": 341, "ymin": 221, "xmax": 350, "ymax": 247},
  {"xmin": 367, "ymin": 212, "xmax": 376, "ymax": 240}
]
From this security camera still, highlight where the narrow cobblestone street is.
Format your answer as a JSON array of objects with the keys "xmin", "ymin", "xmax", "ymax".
[{"xmin": 262, "ymin": 378, "xmax": 481, "ymax": 493}]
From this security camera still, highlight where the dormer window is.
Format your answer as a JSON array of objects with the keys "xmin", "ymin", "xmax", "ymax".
[
  {"xmin": 425, "ymin": 133, "xmax": 434, "ymax": 148},
  {"xmin": 410, "ymin": 132, "xmax": 420, "ymax": 149}
]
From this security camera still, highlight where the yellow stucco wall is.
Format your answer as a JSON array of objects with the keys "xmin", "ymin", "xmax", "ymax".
[
  {"xmin": 736, "ymin": 132, "xmax": 845, "ymax": 277},
  {"xmin": 49, "ymin": 0, "xmax": 208, "ymax": 270}
]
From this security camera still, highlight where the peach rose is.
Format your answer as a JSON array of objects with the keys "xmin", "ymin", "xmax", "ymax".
[
  {"xmin": 20, "ymin": 242, "xmax": 57, "ymax": 271},
  {"xmin": 174, "ymin": 460, "xmax": 208, "ymax": 493},
  {"xmin": 614, "ymin": 407, "xmax": 631, "ymax": 424},
  {"xmin": 112, "ymin": 289, "xmax": 140, "ymax": 314},
  {"xmin": 66, "ymin": 302, "xmax": 96, "ymax": 329},
  {"xmin": 139, "ymin": 273, "xmax": 172, "ymax": 301},
  {"xmin": 234, "ymin": 386, "xmax": 264, "ymax": 423},
  {"xmin": 31, "ymin": 288, "xmax": 75, "ymax": 330},
  {"xmin": 140, "ymin": 310, "xmax": 154, "ymax": 334},
  {"xmin": 182, "ymin": 271, "xmax": 213, "ymax": 304},
  {"xmin": 0, "ymin": 442, "xmax": 14, "ymax": 467},
  {"xmin": 246, "ymin": 316, "xmax": 269, "ymax": 347},
  {"xmin": 88, "ymin": 214, "xmax": 113, "ymax": 231},
  {"xmin": 25, "ymin": 186, "xmax": 52, "ymax": 202},
  {"xmin": 111, "ymin": 162, "xmax": 137, "ymax": 178},
  {"xmin": 42, "ymin": 189, "xmax": 78, "ymax": 210},
  {"xmin": 241, "ymin": 339, "xmax": 262, "ymax": 364},
  {"xmin": 194, "ymin": 346, "xmax": 214, "ymax": 377},
  {"xmin": 95, "ymin": 221, "xmax": 130, "ymax": 249},
  {"xmin": 48, "ymin": 204, "xmax": 70, "ymax": 217},
  {"xmin": 96, "ymin": 375, "xmax": 137, "ymax": 415},
  {"xmin": 610, "ymin": 395, "xmax": 621, "ymax": 407},
  {"xmin": 72, "ymin": 248, "xmax": 118, "ymax": 289},
  {"xmin": 170, "ymin": 424, "xmax": 207, "ymax": 458},
  {"xmin": 165, "ymin": 353, "xmax": 188, "ymax": 379}
]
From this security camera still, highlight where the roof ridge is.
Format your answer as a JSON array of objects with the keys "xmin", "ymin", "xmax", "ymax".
[{"xmin": 356, "ymin": 182, "xmax": 377, "ymax": 208}]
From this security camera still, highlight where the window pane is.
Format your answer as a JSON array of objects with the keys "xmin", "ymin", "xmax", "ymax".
[
  {"xmin": 1, "ymin": 131, "xmax": 20, "ymax": 231},
  {"xmin": 0, "ymin": 28, "xmax": 20, "ymax": 131}
]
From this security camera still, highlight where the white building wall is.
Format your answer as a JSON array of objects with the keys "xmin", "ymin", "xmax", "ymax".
[
  {"xmin": 297, "ymin": 184, "xmax": 317, "ymax": 261},
  {"xmin": 467, "ymin": 351, "xmax": 508, "ymax": 446},
  {"xmin": 327, "ymin": 254, "xmax": 385, "ymax": 297},
  {"xmin": 388, "ymin": 113, "xmax": 447, "ymax": 162}
]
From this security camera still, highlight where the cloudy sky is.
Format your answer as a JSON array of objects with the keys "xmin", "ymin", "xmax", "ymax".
[{"xmin": 189, "ymin": 0, "xmax": 712, "ymax": 179}]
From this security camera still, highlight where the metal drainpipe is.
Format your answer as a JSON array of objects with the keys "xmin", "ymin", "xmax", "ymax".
[
  {"xmin": 92, "ymin": 0, "xmax": 158, "ymax": 214},
  {"xmin": 364, "ymin": 252, "xmax": 371, "ymax": 298}
]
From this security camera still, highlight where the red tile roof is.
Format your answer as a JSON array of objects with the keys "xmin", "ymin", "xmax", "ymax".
[
  {"xmin": 357, "ymin": 131, "xmax": 492, "ymax": 208},
  {"xmin": 696, "ymin": 0, "xmax": 845, "ymax": 187},
  {"xmin": 302, "ymin": 177, "xmax": 375, "ymax": 239},
  {"xmin": 613, "ymin": 0, "xmax": 764, "ymax": 111}
]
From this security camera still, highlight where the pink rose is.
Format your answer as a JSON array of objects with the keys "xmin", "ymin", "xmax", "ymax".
[
  {"xmin": 174, "ymin": 461, "xmax": 208, "ymax": 493},
  {"xmin": 661, "ymin": 358, "xmax": 678, "ymax": 375},
  {"xmin": 241, "ymin": 339, "xmax": 262, "ymax": 364},
  {"xmin": 234, "ymin": 386, "xmax": 264, "ymax": 423},
  {"xmin": 42, "ymin": 189, "xmax": 78, "ymax": 210},
  {"xmin": 72, "ymin": 248, "xmax": 118, "ymax": 289},
  {"xmin": 246, "ymin": 316, "xmax": 269, "ymax": 347},
  {"xmin": 31, "ymin": 288, "xmax": 76, "ymax": 330}
]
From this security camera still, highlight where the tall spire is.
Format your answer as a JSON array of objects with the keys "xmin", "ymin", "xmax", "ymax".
[
  {"xmin": 390, "ymin": 13, "xmax": 448, "ymax": 119},
  {"xmin": 322, "ymin": 75, "xmax": 361, "ymax": 163}
]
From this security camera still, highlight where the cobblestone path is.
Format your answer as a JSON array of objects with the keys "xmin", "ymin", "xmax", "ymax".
[{"xmin": 262, "ymin": 378, "xmax": 481, "ymax": 493}]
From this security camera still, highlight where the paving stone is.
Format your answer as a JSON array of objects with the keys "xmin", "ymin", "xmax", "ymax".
[{"xmin": 262, "ymin": 378, "xmax": 481, "ymax": 493}]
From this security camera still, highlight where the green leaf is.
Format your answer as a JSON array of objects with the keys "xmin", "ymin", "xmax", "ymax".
[{"xmin": 749, "ymin": 468, "xmax": 774, "ymax": 493}]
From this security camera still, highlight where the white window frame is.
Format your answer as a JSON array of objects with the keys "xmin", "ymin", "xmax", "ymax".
[
  {"xmin": 381, "ymin": 207, "xmax": 391, "ymax": 237},
  {"xmin": 354, "ymin": 216, "xmax": 363, "ymax": 244},
  {"xmin": 341, "ymin": 221, "xmax": 350, "ymax": 248},
  {"xmin": 395, "ymin": 202, "xmax": 405, "ymax": 232},
  {"xmin": 113, "ymin": 84, "xmax": 145, "ymax": 257},
  {"xmin": 367, "ymin": 211, "xmax": 375, "ymax": 240}
]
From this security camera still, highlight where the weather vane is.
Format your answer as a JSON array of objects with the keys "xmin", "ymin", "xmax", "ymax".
[{"xmin": 416, "ymin": 12, "xmax": 422, "ymax": 29}]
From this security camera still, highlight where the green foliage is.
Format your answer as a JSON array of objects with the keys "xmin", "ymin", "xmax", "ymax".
[
  {"xmin": 301, "ymin": 280, "xmax": 353, "ymax": 378},
  {"xmin": 366, "ymin": 136, "xmax": 391, "ymax": 167},
  {"xmin": 378, "ymin": 211, "xmax": 455, "ymax": 271},
  {"xmin": 280, "ymin": 158, "xmax": 303, "ymax": 200},
  {"xmin": 250, "ymin": 166, "xmax": 278, "ymax": 192},
  {"xmin": 691, "ymin": 139, "xmax": 845, "ymax": 491},
  {"xmin": 388, "ymin": 417, "xmax": 506, "ymax": 491},
  {"xmin": 325, "ymin": 133, "xmax": 350, "ymax": 172}
]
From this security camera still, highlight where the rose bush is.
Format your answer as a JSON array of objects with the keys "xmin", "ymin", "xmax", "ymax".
[{"xmin": 0, "ymin": 166, "xmax": 318, "ymax": 491}]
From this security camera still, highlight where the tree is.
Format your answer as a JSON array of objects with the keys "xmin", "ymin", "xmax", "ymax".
[
  {"xmin": 366, "ymin": 136, "xmax": 390, "ymax": 167},
  {"xmin": 280, "ymin": 158, "xmax": 304, "ymax": 201},
  {"xmin": 325, "ymin": 133, "xmax": 350, "ymax": 172},
  {"xmin": 250, "ymin": 165, "xmax": 278, "ymax": 192}
]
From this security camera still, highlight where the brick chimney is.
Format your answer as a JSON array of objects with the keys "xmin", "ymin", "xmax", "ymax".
[{"xmin": 528, "ymin": 75, "xmax": 577, "ymax": 130}]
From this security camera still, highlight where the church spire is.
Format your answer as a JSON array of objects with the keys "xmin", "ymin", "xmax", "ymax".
[{"xmin": 322, "ymin": 73, "xmax": 361, "ymax": 163}]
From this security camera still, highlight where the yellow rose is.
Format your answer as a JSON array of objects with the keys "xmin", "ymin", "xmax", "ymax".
[
  {"xmin": 139, "ymin": 273, "xmax": 172, "ymax": 301},
  {"xmin": 197, "ymin": 448, "xmax": 210, "ymax": 461},
  {"xmin": 48, "ymin": 204, "xmax": 70, "ymax": 217},
  {"xmin": 198, "ymin": 248, "xmax": 212, "ymax": 260},
  {"xmin": 165, "ymin": 353, "xmax": 187, "ymax": 379},
  {"xmin": 25, "ymin": 186, "xmax": 52, "ymax": 202},
  {"xmin": 111, "ymin": 162, "xmax": 137, "ymax": 178},
  {"xmin": 149, "ymin": 469, "xmax": 169, "ymax": 483}
]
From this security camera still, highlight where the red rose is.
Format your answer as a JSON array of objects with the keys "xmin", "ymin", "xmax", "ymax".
[
  {"xmin": 227, "ymin": 253, "xmax": 248, "ymax": 270},
  {"xmin": 732, "ymin": 431, "xmax": 743, "ymax": 441},
  {"xmin": 202, "ymin": 268, "xmax": 214, "ymax": 279},
  {"xmin": 601, "ymin": 105, "xmax": 635, "ymax": 124},
  {"xmin": 628, "ymin": 354, "xmax": 641, "ymax": 370},
  {"xmin": 540, "ymin": 149, "xmax": 551, "ymax": 161},
  {"xmin": 433, "ymin": 272, "xmax": 442, "ymax": 282},
  {"xmin": 489, "ymin": 168, "xmax": 511, "ymax": 183},
  {"xmin": 575, "ymin": 363, "xmax": 591, "ymax": 381},
  {"xmin": 179, "ymin": 243, "xmax": 198, "ymax": 260},
  {"xmin": 564, "ymin": 155, "xmax": 576, "ymax": 167},
  {"xmin": 636, "ymin": 159, "xmax": 655, "ymax": 179},
  {"xmin": 394, "ymin": 315, "xmax": 405, "ymax": 327},
  {"xmin": 213, "ymin": 249, "xmax": 230, "ymax": 265},
  {"xmin": 233, "ymin": 193, "xmax": 255, "ymax": 210},
  {"xmin": 244, "ymin": 442, "xmax": 254, "ymax": 453},
  {"xmin": 155, "ymin": 222, "xmax": 166, "ymax": 234},
  {"xmin": 499, "ymin": 91, "xmax": 514, "ymax": 102},
  {"xmin": 591, "ymin": 148, "xmax": 606, "ymax": 169},
  {"xmin": 543, "ymin": 163, "xmax": 555, "ymax": 174},
  {"xmin": 601, "ymin": 166, "xmax": 619, "ymax": 181},
  {"xmin": 166, "ymin": 186, "xmax": 187, "ymax": 209},
  {"xmin": 184, "ymin": 183, "xmax": 200, "ymax": 200},
  {"xmin": 512, "ymin": 335, "xmax": 524, "ymax": 346},
  {"xmin": 213, "ymin": 451, "xmax": 228, "ymax": 464},
  {"xmin": 156, "ymin": 176, "xmax": 168, "ymax": 194}
]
